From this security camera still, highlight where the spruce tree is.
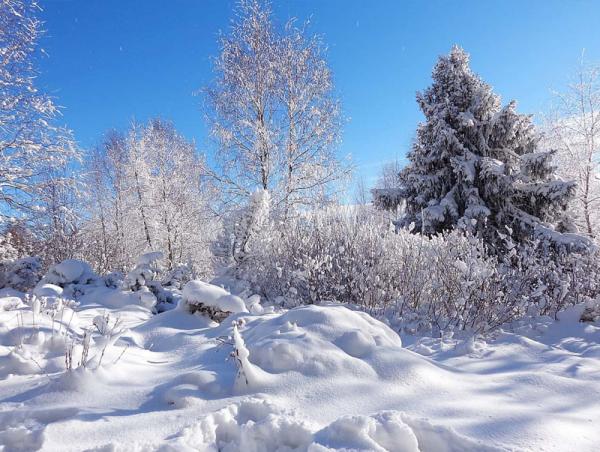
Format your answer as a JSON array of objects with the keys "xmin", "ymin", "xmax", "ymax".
[{"xmin": 398, "ymin": 46, "xmax": 579, "ymax": 250}]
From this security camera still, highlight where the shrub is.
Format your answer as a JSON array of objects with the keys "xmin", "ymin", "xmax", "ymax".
[
  {"xmin": 228, "ymin": 206, "xmax": 600, "ymax": 335},
  {"xmin": 0, "ymin": 256, "xmax": 43, "ymax": 292}
]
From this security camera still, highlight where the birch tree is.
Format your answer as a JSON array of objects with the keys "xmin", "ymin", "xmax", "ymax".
[
  {"xmin": 142, "ymin": 119, "xmax": 216, "ymax": 271},
  {"xmin": 126, "ymin": 123, "xmax": 155, "ymax": 251},
  {"xmin": 276, "ymin": 20, "xmax": 345, "ymax": 215},
  {"xmin": 545, "ymin": 60, "xmax": 600, "ymax": 239},
  {"xmin": 0, "ymin": 0, "xmax": 78, "ymax": 223},
  {"xmin": 205, "ymin": 0, "xmax": 347, "ymax": 215},
  {"xmin": 81, "ymin": 120, "xmax": 216, "ymax": 276},
  {"xmin": 205, "ymin": 0, "xmax": 279, "ymax": 206}
]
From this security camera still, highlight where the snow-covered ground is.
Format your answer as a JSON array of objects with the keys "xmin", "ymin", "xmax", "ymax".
[{"xmin": 1, "ymin": 283, "xmax": 599, "ymax": 451}]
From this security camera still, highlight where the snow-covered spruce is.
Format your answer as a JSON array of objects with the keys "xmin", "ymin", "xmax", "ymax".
[
  {"xmin": 382, "ymin": 46, "xmax": 586, "ymax": 252},
  {"xmin": 181, "ymin": 280, "xmax": 247, "ymax": 321}
]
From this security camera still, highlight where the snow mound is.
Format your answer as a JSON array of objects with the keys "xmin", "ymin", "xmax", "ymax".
[
  {"xmin": 41, "ymin": 259, "xmax": 96, "ymax": 286},
  {"xmin": 182, "ymin": 280, "xmax": 247, "ymax": 314},
  {"xmin": 313, "ymin": 411, "xmax": 419, "ymax": 451},
  {"xmin": 336, "ymin": 330, "xmax": 376, "ymax": 358},
  {"xmin": 33, "ymin": 283, "xmax": 63, "ymax": 299},
  {"xmin": 240, "ymin": 304, "xmax": 401, "ymax": 376},
  {"xmin": 0, "ymin": 406, "xmax": 79, "ymax": 452},
  {"xmin": 0, "ymin": 296, "xmax": 24, "ymax": 311},
  {"xmin": 169, "ymin": 399, "xmax": 313, "ymax": 451},
  {"xmin": 166, "ymin": 398, "xmax": 500, "ymax": 452},
  {"xmin": 0, "ymin": 294, "xmax": 598, "ymax": 451}
]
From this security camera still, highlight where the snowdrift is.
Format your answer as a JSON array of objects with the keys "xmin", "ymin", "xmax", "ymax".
[{"xmin": 0, "ymin": 285, "xmax": 599, "ymax": 451}]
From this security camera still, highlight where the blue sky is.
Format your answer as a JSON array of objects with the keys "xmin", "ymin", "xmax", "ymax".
[{"xmin": 38, "ymin": 0, "xmax": 600, "ymax": 187}]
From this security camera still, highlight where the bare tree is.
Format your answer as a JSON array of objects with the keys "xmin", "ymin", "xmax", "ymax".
[
  {"xmin": 126, "ymin": 123, "xmax": 154, "ymax": 250},
  {"xmin": 81, "ymin": 120, "xmax": 217, "ymax": 276},
  {"xmin": 33, "ymin": 167, "xmax": 82, "ymax": 265},
  {"xmin": 205, "ymin": 0, "xmax": 348, "ymax": 216},
  {"xmin": 277, "ymin": 19, "xmax": 346, "ymax": 215},
  {"xmin": 545, "ymin": 58, "xmax": 600, "ymax": 239},
  {"xmin": 205, "ymin": 0, "xmax": 279, "ymax": 206},
  {"xmin": 0, "ymin": 0, "xmax": 79, "ymax": 224},
  {"xmin": 372, "ymin": 159, "xmax": 405, "ymax": 218},
  {"xmin": 353, "ymin": 175, "xmax": 369, "ymax": 206},
  {"xmin": 142, "ymin": 119, "xmax": 216, "ymax": 271}
]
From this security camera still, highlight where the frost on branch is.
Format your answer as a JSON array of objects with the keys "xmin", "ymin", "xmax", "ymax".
[
  {"xmin": 214, "ymin": 189, "xmax": 272, "ymax": 269},
  {"xmin": 0, "ymin": 0, "xmax": 79, "ymax": 223}
]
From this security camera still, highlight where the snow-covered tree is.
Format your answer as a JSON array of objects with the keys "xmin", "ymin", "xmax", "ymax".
[
  {"xmin": 0, "ymin": 0, "xmax": 79, "ymax": 224},
  {"xmin": 81, "ymin": 120, "xmax": 216, "ymax": 277},
  {"xmin": 544, "ymin": 60, "xmax": 600, "ymax": 240},
  {"xmin": 205, "ymin": 0, "xmax": 278, "ymax": 205},
  {"xmin": 398, "ymin": 46, "xmax": 580, "ymax": 251},
  {"xmin": 141, "ymin": 119, "xmax": 217, "ymax": 271},
  {"xmin": 205, "ymin": 0, "xmax": 348, "ymax": 215},
  {"xmin": 33, "ymin": 168, "xmax": 82, "ymax": 266},
  {"xmin": 276, "ymin": 19, "xmax": 347, "ymax": 215},
  {"xmin": 372, "ymin": 159, "xmax": 405, "ymax": 216},
  {"xmin": 215, "ymin": 188, "xmax": 271, "ymax": 267}
]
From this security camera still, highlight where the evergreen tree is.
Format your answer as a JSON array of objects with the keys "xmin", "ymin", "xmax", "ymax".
[{"xmin": 397, "ymin": 46, "xmax": 580, "ymax": 250}]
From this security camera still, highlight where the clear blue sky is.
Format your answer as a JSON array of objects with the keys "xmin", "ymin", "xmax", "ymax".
[{"xmin": 38, "ymin": 0, "xmax": 600, "ymax": 187}]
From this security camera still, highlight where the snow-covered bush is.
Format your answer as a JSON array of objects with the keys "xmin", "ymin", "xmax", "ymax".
[
  {"xmin": 121, "ymin": 252, "xmax": 166, "ymax": 310},
  {"xmin": 0, "ymin": 256, "xmax": 42, "ymax": 292},
  {"xmin": 162, "ymin": 264, "xmax": 193, "ymax": 290},
  {"xmin": 229, "ymin": 206, "xmax": 600, "ymax": 335},
  {"xmin": 231, "ymin": 206, "xmax": 498, "ymax": 331},
  {"xmin": 122, "ymin": 252, "xmax": 164, "ymax": 292},
  {"xmin": 182, "ymin": 280, "xmax": 247, "ymax": 322},
  {"xmin": 101, "ymin": 272, "xmax": 124, "ymax": 289},
  {"xmin": 581, "ymin": 299, "xmax": 600, "ymax": 323},
  {"xmin": 42, "ymin": 259, "xmax": 97, "ymax": 287},
  {"xmin": 214, "ymin": 189, "xmax": 272, "ymax": 266},
  {"xmin": 36, "ymin": 259, "xmax": 99, "ymax": 299},
  {"xmin": 497, "ymin": 235, "xmax": 600, "ymax": 319},
  {"xmin": 122, "ymin": 252, "xmax": 196, "ymax": 312}
]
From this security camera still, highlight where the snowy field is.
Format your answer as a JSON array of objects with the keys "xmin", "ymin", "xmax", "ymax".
[
  {"xmin": 3, "ymin": 0, "xmax": 600, "ymax": 451},
  {"xmin": 1, "ymin": 272, "xmax": 599, "ymax": 451}
]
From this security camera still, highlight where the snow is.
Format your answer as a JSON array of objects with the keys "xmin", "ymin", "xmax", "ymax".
[
  {"xmin": 0, "ymin": 286, "xmax": 599, "ymax": 451},
  {"xmin": 136, "ymin": 251, "xmax": 164, "ymax": 266},
  {"xmin": 40, "ymin": 259, "xmax": 96, "ymax": 287},
  {"xmin": 182, "ymin": 280, "xmax": 247, "ymax": 313},
  {"xmin": 33, "ymin": 284, "xmax": 63, "ymax": 299}
]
